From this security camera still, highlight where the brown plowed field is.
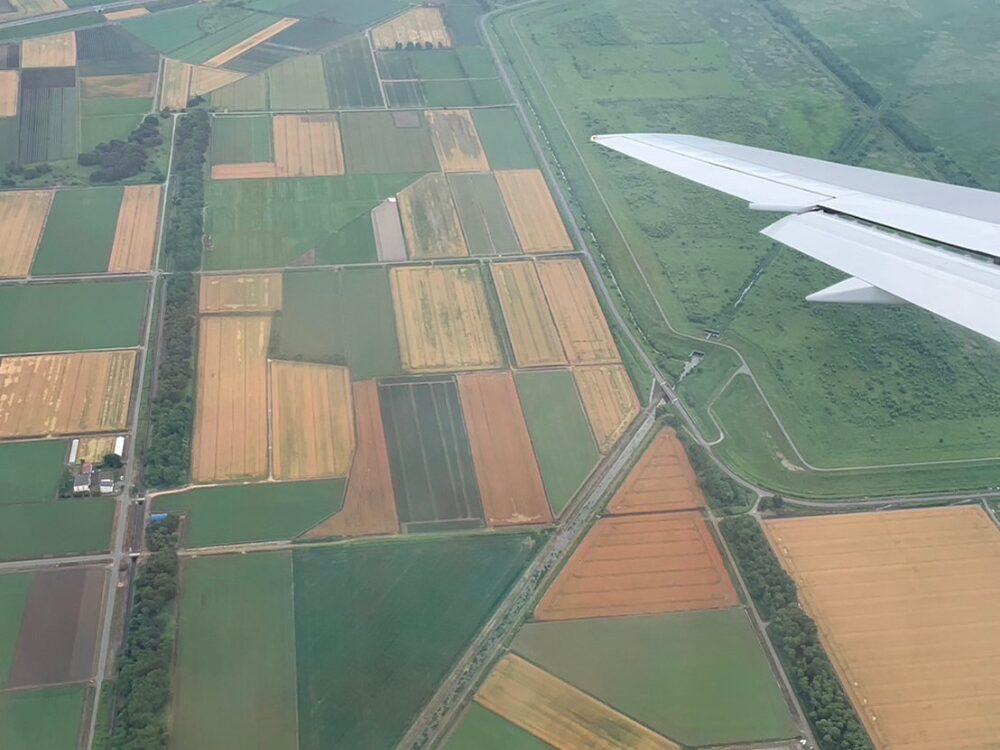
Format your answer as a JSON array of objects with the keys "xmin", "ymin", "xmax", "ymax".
[
  {"xmin": 103, "ymin": 7, "xmax": 149, "ymax": 20},
  {"xmin": 574, "ymin": 364, "xmax": 639, "ymax": 453},
  {"xmin": 159, "ymin": 58, "xmax": 193, "ymax": 110},
  {"xmin": 458, "ymin": 371, "xmax": 551, "ymax": 526},
  {"xmin": 536, "ymin": 258, "xmax": 620, "ymax": 364},
  {"xmin": 763, "ymin": 506, "xmax": 1000, "ymax": 750},
  {"xmin": 607, "ymin": 429, "xmax": 704, "ymax": 514},
  {"xmin": 273, "ymin": 114, "xmax": 345, "ymax": 177},
  {"xmin": 490, "ymin": 260, "xmax": 565, "ymax": 367},
  {"xmin": 390, "ymin": 265, "xmax": 502, "ymax": 372},
  {"xmin": 0, "ymin": 350, "xmax": 136, "ymax": 438},
  {"xmin": 476, "ymin": 654, "xmax": 680, "ymax": 750},
  {"xmin": 535, "ymin": 512, "xmax": 738, "ymax": 621},
  {"xmin": 76, "ymin": 435, "xmax": 117, "ymax": 463},
  {"xmin": 372, "ymin": 7, "xmax": 452, "ymax": 49},
  {"xmin": 0, "ymin": 70, "xmax": 19, "ymax": 116},
  {"xmin": 203, "ymin": 17, "xmax": 298, "ymax": 68},
  {"xmin": 426, "ymin": 110, "xmax": 489, "ymax": 173},
  {"xmin": 189, "ymin": 65, "xmax": 245, "ymax": 98},
  {"xmin": 210, "ymin": 162, "xmax": 279, "ymax": 180},
  {"xmin": 80, "ymin": 73, "xmax": 157, "ymax": 99},
  {"xmin": 190, "ymin": 316, "xmax": 270, "ymax": 483},
  {"xmin": 398, "ymin": 173, "xmax": 468, "ymax": 259},
  {"xmin": 5, "ymin": 566, "xmax": 105, "ymax": 689},
  {"xmin": 303, "ymin": 380, "xmax": 399, "ymax": 538},
  {"xmin": 0, "ymin": 190, "xmax": 52, "ymax": 278},
  {"xmin": 270, "ymin": 360, "xmax": 354, "ymax": 480},
  {"xmin": 495, "ymin": 169, "xmax": 572, "ymax": 253},
  {"xmin": 108, "ymin": 184, "xmax": 161, "ymax": 273},
  {"xmin": 199, "ymin": 273, "xmax": 283, "ymax": 313},
  {"xmin": 21, "ymin": 31, "xmax": 76, "ymax": 68}
]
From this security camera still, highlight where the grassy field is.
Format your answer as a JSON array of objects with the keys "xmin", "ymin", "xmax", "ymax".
[
  {"xmin": 124, "ymin": 5, "xmax": 274, "ymax": 63},
  {"xmin": 173, "ymin": 552, "xmax": 298, "ymax": 750},
  {"xmin": 271, "ymin": 267, "xmax": 402, "ymax": 378},
  {"xmin": 0, "ymin": 500, "xmax": 114, "ymax": 562},
  {"xmin": 267, "ymin": 55, "xmax": 331, "ymax": 111},
  {"xmin": 514, "ymin": 609, "xmax": 797, "ymax": 746},
  {"xmin": 31, "ymin": 187, "xmax": 123, "ymax": 276},
  {"xmin": 340, "ymin": 111, "xmax": 440, "ymax": 174},
  {"xmin": 448, "ymin": 173, "xmax": 521, "ymax": 256},
  {"xmin": 0, "ymin": 441, "xmax": 67, "ymax": 504},
  {"xmin": 384, "ymin": 81, "xmax": 425, "ymax": 107},
  {"xmin": 79, "ymin": 96, "xmax": 152, "ymax": 151},
  {"xmin": 210, "ymin": 74, "xmax": 268, "ymax": 111},
  {"xmin": 378, "ymin": 48, "xmax": 498, "ymax": 81},
  {"xmin": 210, "ymin": 115, "xmax": 273, "ymax": 164},
  {"xmin": 423, "ymin": 79, "xmax": 509, "ymax": 107},
  {"xmin": 204, "ymin": 174, "xmax": 418, "ymax": 269},
  {"xmin": 323, "ymin": 37, "xmax": 382, "ymax": 108},
  {"xmin": 18, "ymin": 85, "xmax": 78, "ymax": 164},
  {"xmin": 472, "ymin": 108, "xmax": 537, "ymax": 170},
  {"xmin": 293, "ymin": 534, "xmax": 538, "ymax": 750},
  {"xmin": 515, "ymin": 370, "xmax": 599, "ymax": 515},
  {"xmin": 0, "ymin": 573, "xmax": 30, "ymax": 683},
  {"xmin": 152, "ymin": 480, "xmax": 345, "ymax": 548},
  {"xmin": 0, "ymin": 12, "xmax": 104, "ymax": 43},
  {"xmin": 0, "ymin": 280, "xmax": 147, "ymax": 354},
  {"xmin": 0, "ymin": 685, "xmax": 86, "ymax": 750},
  {"xmin": 444, "ymin": 704, "xmax": 549, "ymax": 750}
]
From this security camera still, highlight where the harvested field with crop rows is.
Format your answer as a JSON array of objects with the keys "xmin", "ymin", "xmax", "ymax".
[
  {"xmin": 199, "ymin": 273, "xmax": 283, "ymax": 313},
  {"xmin": 108, "ymin": 184, "xmax": 161, "ymax": 273},
  {"xmin": 273, "ymin": 114, "xmax": 345, "ymax": 177},
  {"xmin": 0, "ymin": 190, "xmax": 52, "ymax": 278},
  {"xmin": 398, "ymin": 173, "xmax": 468, "ymax": 259},
  {"xmin": 573, "ymin": 364, "xmax": 639, "ymax": 453},
  {"xmin": 607, "ymin": 429, "xmax": 705, "ymax": 514},
  {"xmin": 426, "ymin": 109, "xmax": 489, "ymax": 173},
  {"xmin": 536, "ymin": 259, "xmax": 619, "ymax": 364},
  {"xmin": 372, "ymin": 7, "xmax": 452, "ymax": 50},
  {"xmin": 496, "ymin": 170, "xmax": 572, "ymax": 253}
]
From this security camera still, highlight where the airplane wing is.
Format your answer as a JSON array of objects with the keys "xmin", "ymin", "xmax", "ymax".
[{"xmin": 592, "ymin": 133, "xmax": 1000, "ymax": 343}]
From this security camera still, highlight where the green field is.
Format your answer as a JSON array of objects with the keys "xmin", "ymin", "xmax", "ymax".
[
  {"xmin": 515, "ymin": 370, "xmax": 599, "ymax": 514},
  {"xmin": 444, "ymin": 704, "xmax": 549, "ymax": 750},
  {"xmin": 80, "ymin": 96, "xmax": 152, "ymax": 152},
  {"xmin": 268, "ymin": 55, "xmax": 331, "ymax": 110},
  {"xmin": 173, "ymin": 552, "xmax": 298, "ymax": 750},
  {"xmin": 123, "ymin": 5, "xmax": 274, "ymax": 63},
  {"xmin": 18, "ymin": 85, "xmax": 78, "ymax": 164},
  {"xmin": 31, "ymin": 187, "xmax": 123, "ymax": 276},
  {"xmin": 0, "ymin": 500, "xmax": 114, "ymax": 562},
  {"xmin": 0, "ymin": 12, "xmax": 103, "ymax": 43},
  {"xmin": 378, "ymin": 48, "xmax": 499, "ymax": 80},
  {"xmin": 323, "ymin": 37, "xmax": 382, "ymax": 108},
  {"xmin": 383, "ymin": 81, "xmax": 425, "ymax": 107},
  {"xmin": 293, "ymin": 534, "xmax": 538, "ymax": 750},
  {"xmin": 0, "ymin": 685, "xmax": 86, "ymax": 750},
  {"xmin": 210, "ymin": 115, "xmax": 274, "ymax": 164},
  {"xmin": 448, "ymin": 173, "xmax": 521, "ymax": 256},
  {"xmin": 270, "ymin": 267, "xmax": 402, "ymax": 378},
  {"xmin": 472, "ymin": 108, "xmax": 537, "ymax": 170},
  {"xmin": 210, "ymin": 74, "xmax": 268, "ymax": 111},
  {"xmin": 514, "ymin": 609, "xmax": 797, "ymax": 746},
  {"xmin": 422, "ymin": 79, "xmax": 509, "ymax": 107},
  {"xmin": 152, "ymin": 479, "xmax": 345, "ymax": 548},
  {"xmin": 0, "ymin": 573, "xmax": 30, "ymax": 683},
  {"xmin": 340, "ymin": 111, "xmax": 440, "ymax": 173},
  {"xmin": 0, "ymin": 441, "xmax": 67, "ymax": 504},
  {"xmin": 204, "ymin": 174, "xmax": 418, "ymax": 269},
  {"xmin": 0, "ymin": 280, "xmax": 147, "ymax": 354}
]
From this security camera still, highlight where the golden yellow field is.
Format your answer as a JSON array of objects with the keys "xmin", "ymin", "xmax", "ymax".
[
  {"xmin": 573, "ymin": 364, "xmax": 639, "ymax": 452},
  {"xmin": 80, "ymin": 73, "xmax": 157, "ymax": 99},
  {"xmin": 536, "ymin": 258, "xmax": 620, "ymax": 364},
  {"xmin": 0, "ymin": 70, "xmax": 19, "ymax": 117},
  {"xmin": 159, "ymin": 58, "xmax": 193, "ymax": 111},
  {"xmin": 764, "ymin": 507, "xmax": 1000, "ymax": 750},
  {"xmin": 490, "ymin": 260, "xmax": 565, "ymax": 367},
  {"xmin": 0, "ymin": 350, "xmax": 136, "ymax": 438},
  {"xmin": 190, "ymin": 316, "xmax": 270, "ymax": 483},
  {"xmin": 199, "ymin": 273, "xmax": 283, "ymax": 313},
  {"xmin": 496, "ymin": 169, "xmax": 572, "ymax": 253},
  {"xmin": 398, "ymin": 173, "xmax": 468, "ymax": 259},
  {"xmin": 189, "ymin": 65, "xmax": 245, "ymax": 98},
  {"xmin": 76, "ymin": 435, "xmax": 117, "ymax": 463},
  {"xmin": 425, "ymin": 110, "xmax": 489, "ymax": 173},
  {"xmin": 476, "ymin": 654, "xmax": 679, "ymax": 750},
  {"xmin": 270, "ymin": 361, "xmax": 354, "ymax": 480},
  {"xmin": 0, "ymin": 190, "xmax": 52, "ymax": 278},
  {"xmin": 273, "ymin": 114, "xmax": 345, "ymax": 177},
  {"xmin": 21, "ymin": 31, "xmax": 76, "ymax": 68},
  {"xmin": 108, "ymin": 184, "xmax": 161, "ymax": 273},
  {"xmin": 372, "ymin": 7, "xmax": 452, "ymax": 49},
  {"xmin": 103, "ymin": 7, "xmax": 148, "ymax": 20},
  {"xmin": 203, "ymin": 17, "xmax": 298, "ymax": 68},
  {"xmin": 391, "ymin": 265, "xmax": 502, "ymax": 373},
  {"xmin": 209, "ymin": 162, "xmax": 279, "ymax": 180}
]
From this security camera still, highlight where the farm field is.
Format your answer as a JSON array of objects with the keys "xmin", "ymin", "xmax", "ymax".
[
  {"xmin": 573, "ymin": 364, "xmax": 639, "ymax": 453},
  {"xmin": 340, "ymin": 110, "xmax": 439, "ymax": 174},
  {"xmin": 377, "ymin": 47, "xmax": 499, "ymax": 81},
  {"xmin": 397, "ymin": 172, "xmax": 468, "ymax": 259},
  {"xmin": 0, "ymin": 497, "xmax": 113, "ymax": 561},
  {"xmin": 764, "ymin": 506, "xmax": 1000, "ymax": 750},
  {"xmin": 199, "ymin": 272, "xmax": 282, "ymax": 313},
  {"xmin": 472, "ymin": 108, "xmax": 537, "ymax": 170},
  {"xmin": 108, "ymin": 184, "xmax": 161, "ymax": 272},
  {"xmin": 323, "ymin": 36, "xmax": 381, "ymax": 108},
  {"xmin": 267, "ymin": 54, "xmax": 330, "ymax": 111},
  {"xmin": 514, "ymin": 609, "xmax": 798, "ymax": 747},
  {"xmin": 18, "ymin": 83, "xmax": 78, "ymax": 163},
  {"xmin": 0, "ymin": 190, "xmax": 52, "ymax": 278},
  {"xmin": 0, "ymin": 573, "xmax": 29, "ymax": 682},
  {"xmin": 445, "ymin": 704, "xmax": 551, "ymax": 750},
  {"xmin": 426, "ymin": 109, "xmax": 489, "ymax": 173},
  {"xmin": 209, "ymin": 73, "xmax": 267, "ymax": 111},
  {"xmin": 372, "ymin": 6, "xmax": 452, "ymax": 50},
  {"xmin": 272, "ymin": 114, "xmax": 344, "ymax": 177},
  {"xmin": 536, "ymin": 259, "xmax": 619, "ymax": 364},
  {"xmin": 449, "ymin": 173, "xmax": 520, "ymax": 256},
  {"xmin": 210, "ymin": 115, "xmax": 273, "ymax": 165},
  {"xmin": 0, "ymin": 439, "xmax": 66, "ymax": 503},
  {"xmin": 21, "ymin": 31, "xmax": 76, "ymax": 68},
  {"xmin": 491, "ymin": 260, "xmax": 565, "ymax": 366},
  {"xmin": 495, "ymin": 170, "xmax": 572, "ymax": 254},
  {"xmin": 607, "ymin": 428, "xmax": 705, "ymax": 514},
  {"xmin": 31, "ymin": 187, "xmax": 123, "ymax": 275},
  {"xmin": 0, "ymin": 685, "xmax": 86, "ymax": 750}
]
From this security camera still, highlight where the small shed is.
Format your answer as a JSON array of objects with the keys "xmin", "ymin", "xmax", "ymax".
[{"xmin": 73, "ymin": 475, "xmax": 91, "ymax": 495}]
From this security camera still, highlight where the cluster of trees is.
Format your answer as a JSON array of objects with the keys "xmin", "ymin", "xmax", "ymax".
[
  {"xmin": 721, "ymin": 516, "xmax": 873, "ymax": 750},
  {"xmin": 393, "ymin": 40, "xmax": 447, "ymax": 49},
  {"xmin": 1, "ymin": 161, "xmax": 51, "ymax": 186},
  {"xmin": 107, "ymin": 517, "xmax": 179, "ymax": 750},
  {"xmin": 78, "ymin": 115, "xmax": 166, "ymax": 183},
  {"xmin": 675, "ymin": 429, "xmax": 753, "ymax": 512}
]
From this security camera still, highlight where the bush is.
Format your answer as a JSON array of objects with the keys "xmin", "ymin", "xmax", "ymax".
[{"xmin": 676, "ymin": 429, "xmax": 753, "ymax": 512}]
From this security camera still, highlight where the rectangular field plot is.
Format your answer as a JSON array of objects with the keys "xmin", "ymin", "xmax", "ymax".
[
  {"xmin": 444, "ymin": 704, "xmax": 550, "ymax": 750},
  {"xmin": 536, "ymin": 512, "xmax": 738, "ymax": 621},
  {"xmin": 266, "ymin": 54, "xmax": 329, "ymax": 111},
  {"xmin": 190, "ymin": 315, "xmax": 270, "ymax": 483},
  {"xmin": 108, "ymin": 184, "xmax": 161, "ymax": 273},
  {"xmin": 201, "ymin": 16, "xmax": 298, "ymax": 68},
  {"xmin": 764, "ymin": 506, "xmax": 1000, "ymax": 750},
  {"xmin": 536, "ymin": 258, "xmax": 620, "ymax": 364},
  {"xmin": 390, "ymin": 265, "xmax": 502, "ymax": 373},
  {"xmin": 273, "ymin": 114, "xmax": 344, "ymax": 177},
  {"xmin": 398, "ymin": 172, "xmax": 468, "ymax": 259},
  {"xmin": 0, "ymin": 350, "xmax": 136, "ymax": 438},
  {"xmin": 322, "ymin": 36, "xmax": 381, "ymax": 108},
  {"xmin": 158, "ymin": 57, "xmax": 193, "ymax": 110},
  {"xmin": 0, "ymin": 69, "xmax": 18, "ymax": 116},
  {"xmin": 379, "ymin": 379, "xmax": 483, "ymax": 531},
  {"xmin": 377, "ymin": 47, "xmax": 498, "ymax": 81},
  {"xmin": 199, "ymin": 273, "xmax": 282, "ymax": 313},
  {"xmin": 422, "ymin": 78, "xmax": 509, "ymax": 107},
  {"xmin": 608, "ymin": 429, "xmax": 705, "ymax": 514},
  {"xmin": 490, "ymin": 261, "xmax": 564, "ymax": 366},
  {"xmin": 371, "ymin": 6, "xmax": 452, "ymax": 49},
  {"xmin": 340, "ymin": 111, "xmax": 439, "ymax": 174},
  {"xmin": 0, "ymin": 685, "xmax": 86, "ymax": 750},
  {"xmin": 20, "ymin": 32, "xmax": 75, "ymax": 68},
  {"xmin": 426, "ymin": 109, "xmax": 489, "ymax": 173},
  {"xmin": 0, "ymin": 190, "xmax": 52, "ymax": 278},
  {"xmin": 293, "ymin": 534, "xmax": 537, "ymax": 750},
  {"xmin": 449, "ymin": 173, "xmax": 520, "ymax": 256},
  {"xmin": 0, "ymin": 440, "xmax": 67, "ymax": 504},
  {"xmin": 210, "ymin": 114, "xmax": 273, "ymax": 165},
  {"xmin": 31, "ymin": 187, "xmax": 123, "ymax": 276},
  {"xmin": 496, "ymin": 169, "xmax": 572, "ymax": 253},
  {"xmin": 574, "ymin": 364, "xmax": 639, "ymax": 453},
  {"xmin": 79, "ymin": 72, "xmax": 156, "ymax": 98},
  {"xmin": 18, "ymin": 84, "xmax": 77, "ymax": 163},
  {"xmin": 209, "ymin": 72, "xmax": 267, "ymax": 111},
  {"xmin": 372, "ymin": 198, "xmax": 406, "ymax": 262},
  {"xmin": 0, "ymin": 500, "xmax": 113, "ymax": 562}
]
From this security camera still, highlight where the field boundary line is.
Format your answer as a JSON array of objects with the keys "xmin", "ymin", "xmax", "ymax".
[{"xmin": 365, "ymin": 30, "xmax": 389, "ymax": 109}]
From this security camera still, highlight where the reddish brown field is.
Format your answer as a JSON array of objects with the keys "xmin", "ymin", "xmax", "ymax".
[
  {"xmin": 535, "ymin": 512, "xmax": 738, "ymax": 621},
  {"xmin": 304, "ymin": 380, "xmax": 399, "ymax": 538},
  {"xmin": 607, "ymin": 429, "xmax": 705, "ymax": 514},
  {"xmin": 458, "ymin": 372, "xmax": 551, "ymax": 527}
]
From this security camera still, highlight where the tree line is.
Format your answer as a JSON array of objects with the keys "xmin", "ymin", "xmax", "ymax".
[
  {"xmin": 79, "ymin": 115, "xmax": 167, "ymax": 184},
  {"xmin": 670, "ymin": 422, "xmax": 753, "ymax": 512}
]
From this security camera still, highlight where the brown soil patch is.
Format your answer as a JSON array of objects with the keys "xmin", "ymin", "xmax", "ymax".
[
  {"xmin": 272, "ymin": 114, "xmax": 345, "ymax": 177},
  {"xmin": 476, "ymin": 654, "xmax": 680, "ymax": 750},
  {"xmin": 199, "ymin": 273, "xmax": 283, "ymax": 313},
  {"xmin": 763, "ymin": 506, "xmax": 1000, "ymax": 750},
  {"xmin": 372, "ymin": 199, "xmax": 406, "ymax": 262},
  {"xmin": 20, "ymin": 31, "xmax": 76, "ymax": 68},
  {"xmin": 372, "ymin": 7, "xmax": 452, "ymax": 49},
  {"xmin": 390, "ymin": 264, "xmax": 502, "ymax": 373},
  {"xmin": 491, "ymin": 260, "xmax": 566, "ymax": 367},
  {"xmin": 0, "ymin": 190, "xmax": 52, "ymax": 278},
  {"xmin": 398, "ymin": 173, "xmax": 468, "ymax": 259},
  {"xmin": 0, "ymin": 70, "xmax": 18, "ymax": 117},
  {"xmin": 495, "ymin": 169, "xmax": 572, "ymax": 253},
  {"xmin": 189, "ymin": 64, "xmax": 245, "ymax": 97},
  {"xmin": 608, "ymin": 429, "xmax": 704, "ymax": 514},
  {"xmin": 573, "ymin": 364, "xmax": 639, "ymax": 453},
  {"xmin": 0, "ymin": 350, "xmax": 136, "ymax": 438},
  {"xmin": 536, "ymin": 512, "xmax": 738, "ymax": 621},
  {"xmin": 80, "ymin": 73, "xmax": 157, "ymax": 99},
  {"xmin": 209, "ymin": 162, "xmax": 279, "ymax": 180},
  {"xmin": 190, "ymin": 316, "xmax": 270, "ymax": 483},
  {"xmin": 203, "ymin": 17, "xmax": 298, "ymax": 68},
  {"xmin": 159, "ymin": 58, "xmax": 193, "ymax": 110},
  {"xmin": 6, "ymin": 566, "xmax": 105, "ymax": 689},
  {"xmin": 108, "ymin": 184, "xmax": 161, "ymax": 273},
  {"xmin": 103, "ymin": 7, "xmax": 149, "ymax": 20},
  {"xmin": 303, "ymin": 380, "xmax": 399, "ymax": 538},
  {"xmin": 270, "ymin": 360, "xmax": 354, "ymax": 480},
  {"xmin": 536, "ymin": 258, "xmax": 619, "ymax": 364},
  {"xmin": 458, "ymin": 371, "xmax": 551, "ymax": 526},
  {"xmin": 425, "ymin": 109, "xmax": 489, "ymax": 173}
]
